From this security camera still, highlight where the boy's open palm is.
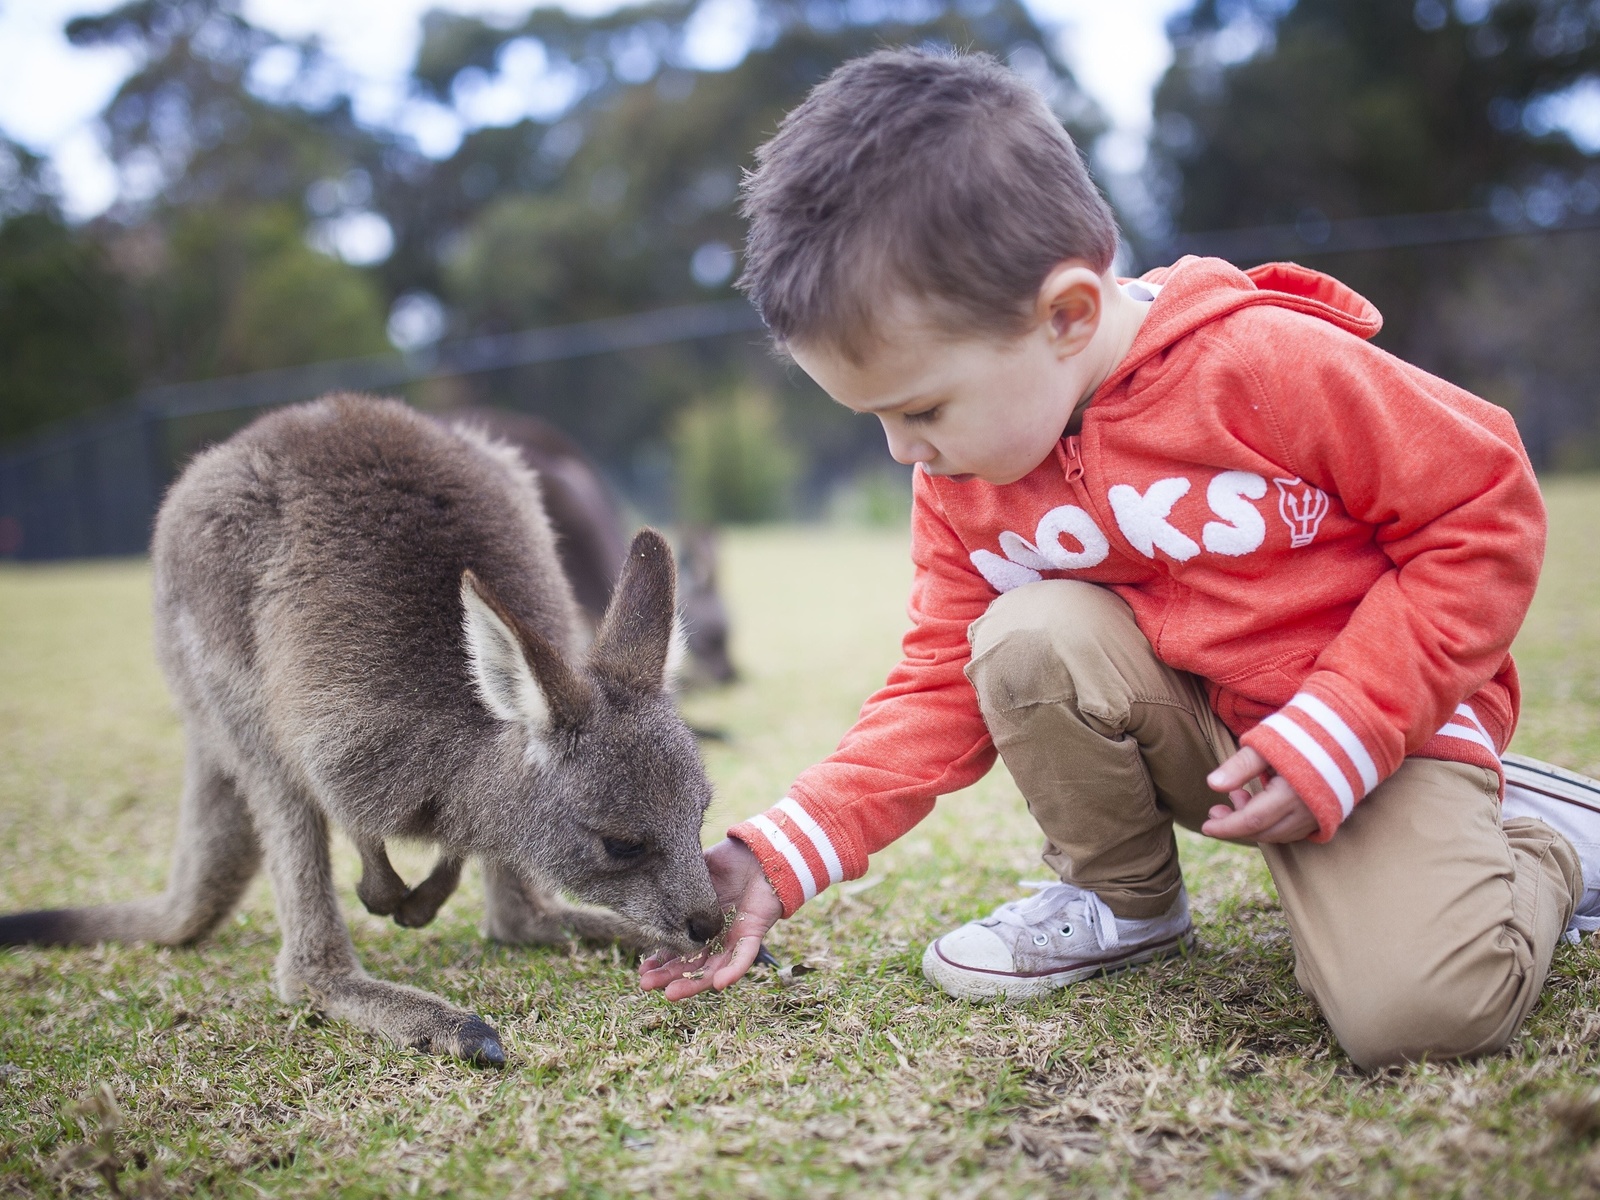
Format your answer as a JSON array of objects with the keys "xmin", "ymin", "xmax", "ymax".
[
  {"xmin": 1202, "ymin": 747, "xmax": 1320, "ymax": 844},
  {"xmin": 638, "ymin": 838, "xmax": 782, "ymax": 1001}
]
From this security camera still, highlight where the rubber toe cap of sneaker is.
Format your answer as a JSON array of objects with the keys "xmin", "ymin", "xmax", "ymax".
[{"xmin": 931, "ymin": 924, "xmax": 1013, "ymax": 973}]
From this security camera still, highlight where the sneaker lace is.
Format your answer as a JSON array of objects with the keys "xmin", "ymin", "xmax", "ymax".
[{"xmin": 992, "ymin": 881, "xmax": 1121, "ymax": 952}]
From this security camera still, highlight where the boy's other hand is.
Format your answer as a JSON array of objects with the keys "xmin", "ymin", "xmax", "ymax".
[
  {"xmin": 638, "ymin": 838, "xmax": 783, "ymax": 1001},
  {"xmin": 1202, "ymin": 747, "xmax": 1320, "ymax": 845}
]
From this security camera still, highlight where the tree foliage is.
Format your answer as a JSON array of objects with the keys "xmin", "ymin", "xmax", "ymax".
[
  {"xmin": 1148, "ymin": 0, "xmax": 1600, "ymax": 466},
  {"xmin": 1, "ymin": 0, "xmax": 1100, "ymax": 482},
  {"xmin": 0, "ymin": 214, "xmax": 133, "ymax": 441},
  {"xmin": 1153, "ymin": 0, "xmax": 1600, "ymax": 231}
]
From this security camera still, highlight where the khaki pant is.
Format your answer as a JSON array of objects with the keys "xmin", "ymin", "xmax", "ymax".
[{"xmin": 965, "ymin": 580, "xmax": 1582, "ymax": 1070}]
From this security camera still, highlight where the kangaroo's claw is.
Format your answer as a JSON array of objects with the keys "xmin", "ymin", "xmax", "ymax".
[{"xmin": 455, "ymin": 1017, "xmax": 506, "ymax": 1067}]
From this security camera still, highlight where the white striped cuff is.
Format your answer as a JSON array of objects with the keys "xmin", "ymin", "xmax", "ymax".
[
  {"xmin": 1261, "ymin": 710, "xmax": 1358, "ymax": 818},
  {"xmin": 1286, "ymin": 693, "xmax": 1378, "ymax": 793},
  {"xmin": 749, "ymin": 814, "xmax": 819, "ymax": 902},
  {"xmin": 1436, "ymin": 702, "xmax": 1496, "ymax": 754},
  {"xmin": 776, "ymin": 797, "xmax": 845, "ymax": 887}
]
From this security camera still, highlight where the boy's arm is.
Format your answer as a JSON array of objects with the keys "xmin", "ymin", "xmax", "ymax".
[
  {"xmin": 727, "ymin": 468, "xmax": 1001, "ymax": 915},
  {"xmin": 1222, "ymin": 309, "xmax": 1545, "ymax": 841}
]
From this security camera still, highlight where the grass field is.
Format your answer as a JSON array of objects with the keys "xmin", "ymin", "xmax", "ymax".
[{"xmin": 3, "ymin": 479, "xmax": 1600, "ymax": 1198}]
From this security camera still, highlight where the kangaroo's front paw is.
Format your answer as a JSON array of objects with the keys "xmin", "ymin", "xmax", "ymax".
[
  {"xmin": 391, "ymin": 857, "xmax": 463, "ymax": 928},
  {"xmin": 392, "ymin": 889, "xmax": 445, "ymax": 928},
  {"xmin": 407, "ymin": 1013, "xmax": 505, "ymax": 1067}
]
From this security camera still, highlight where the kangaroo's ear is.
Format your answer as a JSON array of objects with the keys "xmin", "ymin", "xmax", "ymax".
[
  {"xmin": 461, "ymin": 571, "xmax": 590, "ymax": 744},
  {"xmin": 663, "ymin": 614, "xmax": 690, "ymax": 693},
  {"xmin": 590, "ymin": 529, "xmax": 678, "ymax": 694}
]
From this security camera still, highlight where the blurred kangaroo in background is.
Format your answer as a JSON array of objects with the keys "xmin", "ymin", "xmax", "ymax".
[
  {"xmin": 441, "ymin": 408, "xmax": 738, "ymax": 685},
  {"xmin": 0, "ymin": 394, "xmax": 724, "ymax": 1065}
]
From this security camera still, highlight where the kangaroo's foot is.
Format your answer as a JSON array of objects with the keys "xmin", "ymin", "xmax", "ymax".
[
  {"xmin": 481, "ymin": 861, "xmax": 652, "ymax": 952},
  {"xmin": 280, "ymin": 961, "xmax": 504, "ymax": 1066},
  {"xmin": 261, "ymin": 791, "xmax": 499, "ymax": 1066},
  {"xmin": 393, "ymin": 856, "xmax": 463, "ymax": 928}
]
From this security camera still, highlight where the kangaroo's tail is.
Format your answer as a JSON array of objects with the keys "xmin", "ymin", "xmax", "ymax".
[
  {"xmin": 0, "ymin": 895, "xmax": 222, "ymax": 947},
  {"xmin": 1, "ymin": 748, "xmax": 266, "ymax": 951},
  {"xmin": 0, "ymin": 908, "xmax": 94, "ymax": 946}
]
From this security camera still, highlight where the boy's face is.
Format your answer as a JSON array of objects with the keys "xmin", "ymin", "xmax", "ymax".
[{"xmin": 787, "ymin": 279, "xmax": 1110, "ymax": 487}]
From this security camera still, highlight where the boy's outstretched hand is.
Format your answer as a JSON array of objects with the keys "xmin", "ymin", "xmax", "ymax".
[
  {"xmin": 1202, "ymin": 747, "xmax": 1320, "ymax": 845},
  {"xmin": 639, "ymin": 838, "xmax": 783, "ymax": 1001}
]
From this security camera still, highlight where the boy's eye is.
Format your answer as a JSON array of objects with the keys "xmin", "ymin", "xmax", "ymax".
[{"xmin": 902, "ymin": 406, "xmax": 941, "ymax": 425}]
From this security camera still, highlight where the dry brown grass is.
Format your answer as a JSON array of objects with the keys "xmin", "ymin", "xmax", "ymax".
[{"xmin": 3, "ymin": 479, "xmax": 1600, "ymax": 1197}]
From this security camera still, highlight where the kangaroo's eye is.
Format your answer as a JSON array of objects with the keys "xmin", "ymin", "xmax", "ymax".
[{"xmin": 602, "ymin": 837, "xmax": 647, "ymax": 861}]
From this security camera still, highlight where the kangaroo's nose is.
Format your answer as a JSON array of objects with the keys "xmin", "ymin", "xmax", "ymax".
[{"xmin": 686, "ymin": 910, "xmax": 724, "ymax": 945}]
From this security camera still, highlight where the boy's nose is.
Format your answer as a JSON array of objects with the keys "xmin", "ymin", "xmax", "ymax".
[{"xmin": 882, "ymin": 425, "xmax": 934, "ymax": 466}]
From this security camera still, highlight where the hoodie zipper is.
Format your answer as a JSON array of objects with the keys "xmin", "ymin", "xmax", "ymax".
[{"xmin": 1062, "ymin": 435, "xmax": 1085, "ymax": 482}]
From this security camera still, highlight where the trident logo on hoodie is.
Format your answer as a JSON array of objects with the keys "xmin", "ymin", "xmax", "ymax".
[{"xmin": 1273, "ymin": 477, "xmax": 1330, "ymax": 548}]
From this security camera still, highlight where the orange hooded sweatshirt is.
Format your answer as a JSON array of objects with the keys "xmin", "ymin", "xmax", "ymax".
[{"xmin": 730, "ymin": 257, "xmax": 1546, "ymax": 917}]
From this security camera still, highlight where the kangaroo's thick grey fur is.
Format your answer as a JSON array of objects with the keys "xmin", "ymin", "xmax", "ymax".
[{"xmin": 0, "ymin": 394, "xmax": 723, "ymax": 1065}]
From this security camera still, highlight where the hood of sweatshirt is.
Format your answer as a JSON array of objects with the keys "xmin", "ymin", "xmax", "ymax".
[{"xmin": 1102, "ymin": 257, "xmax": 1384, "ymax": 399}]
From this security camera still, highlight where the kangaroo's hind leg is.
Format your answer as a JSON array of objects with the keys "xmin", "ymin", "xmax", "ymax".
[
  {"xmin": 248, "ymin": 770, "xmax": 502, "ymax": 1065},
  {"xmin": 0, "ymin": 741, "xmax": 260, "ymax": 947}
]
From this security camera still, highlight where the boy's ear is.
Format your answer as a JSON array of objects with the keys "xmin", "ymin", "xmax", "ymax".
[{"xmin": 1036, "ymin": 263, "xmax": 1104, "ymax": 357}]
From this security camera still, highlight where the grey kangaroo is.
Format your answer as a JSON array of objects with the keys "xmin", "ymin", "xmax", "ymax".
[
  {"xmin": 347, "ymin": 408, "xmax": 741, "ymax": 931},
  {"xmin": 0, "ymin": 394, "xmax": 724, "ymax": 1065}
]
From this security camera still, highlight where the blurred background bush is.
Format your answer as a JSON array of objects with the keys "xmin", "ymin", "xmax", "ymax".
[{"xmin": 1, "ymin": 0, "xmax": 1598, "ymax": 556}]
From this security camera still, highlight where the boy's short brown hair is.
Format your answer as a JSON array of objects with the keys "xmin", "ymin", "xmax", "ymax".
[{"xmin": 737, "ymin": 48, "xmax": 1118, "ymax": 360}]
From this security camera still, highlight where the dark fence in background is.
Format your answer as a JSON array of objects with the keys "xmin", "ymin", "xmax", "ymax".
[
  {"xmin": 0, "ymin": 299, "xmax": 767, "ymax": 561},
  {"xmin": 5, "ymin": 202, "xmax": 1600, "ymax": 562}
]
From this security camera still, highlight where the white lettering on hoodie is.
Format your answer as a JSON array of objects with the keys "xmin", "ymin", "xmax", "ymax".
[
  {"xmin": 1201, "ymin": 471, "xmax": 1268, "ymax": 556},
  {"xmin": 1108, "ymin": 477, "xmax": 1201, "ymax": 561}
]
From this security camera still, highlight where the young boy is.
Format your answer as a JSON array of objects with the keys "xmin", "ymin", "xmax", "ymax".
[{"xmin": 638, "ymin": 48, "xmax": 1600, "ymax": 1070}]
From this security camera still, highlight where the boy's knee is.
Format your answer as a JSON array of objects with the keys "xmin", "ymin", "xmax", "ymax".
[
  {"xmin": 969, "ymin": 580, "xmax": 1129, "ymax": 661},
  {"xmin": 966, "ymin": 581, "xmax": 1110, "ymax": 708},
  {"xmin": 967, "ymin": 581, "xmax": 1157, "ymax": 719},
  {"xmin": 1318, "ymin": 971, "xmax": 1519, "ymax": 1071}
]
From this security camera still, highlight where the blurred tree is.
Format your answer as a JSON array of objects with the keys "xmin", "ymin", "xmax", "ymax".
[
  {"xmin": 0, "ymin": 137, "xmax": 61, "ymax": 221},
  {"xmin": 0, "ymin": 211, "xmax": 134, "ymax": 441},
  {"xmin": 67, "ymin": 0, "xmax": 401, "ymax": 381},
  {"xmin": 1149, "ymin": 0, "xmax": 1600, "ymax": 466},
  {"xmin": 2, "ymin": 0, "xmax": 1106, "ymax": 494},
  {"xmin": 146, "ymin": 204, "xmax": 391, "ymax": 377},
  {"xmin": 0, "ymin": 136, "xmax": 134, "ymax": 441},
  {"xmin": 673, "ymin": 386, "xmax": 800, "ymax": 523},
  {"xmin": 1153, "ymin": 0, "xmax": 1599, "ymax": 233},
  {"xmin": 66, "ymin": 0, "xmax": 380, "ymax": 214},
  {"xmin": 418, "ymin": 0, "xmax": 1104, "ymax": 327}
]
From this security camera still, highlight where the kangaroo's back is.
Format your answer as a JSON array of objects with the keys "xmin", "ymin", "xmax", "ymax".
[{"xmin": 153, "ymin": 394, "xmax": 583, "ymax": 837}]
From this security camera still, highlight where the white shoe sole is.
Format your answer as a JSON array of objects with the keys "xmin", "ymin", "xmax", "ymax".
[{"xmin": 921, "ymin": 929, "xmax": 1195, "ymax": 1001}]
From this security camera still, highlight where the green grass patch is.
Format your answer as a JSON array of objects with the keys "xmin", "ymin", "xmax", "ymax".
[{"xmin": 4, "ymin": 484, "xmax": 1600, "ymax": 1196}]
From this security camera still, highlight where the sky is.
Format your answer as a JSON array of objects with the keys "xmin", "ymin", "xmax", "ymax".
[{"xmin": 0, "ymin": 0, "xmax": 1192, "ymax": 221}]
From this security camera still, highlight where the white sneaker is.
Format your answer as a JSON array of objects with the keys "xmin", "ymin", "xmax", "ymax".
[
  {"xmin": 1502, "ymin": 752, "xmax": 1600, "ymax": 941},
  {"xmin": 921, "ymin": 881, "xmax": 1194, "ymax": 1001}
]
